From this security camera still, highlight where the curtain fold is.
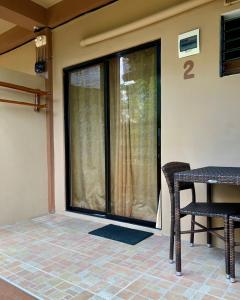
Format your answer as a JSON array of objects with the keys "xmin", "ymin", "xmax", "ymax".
[{"xmin": 110, "ymin": 57, "xmax": 134, "ymax": 216}]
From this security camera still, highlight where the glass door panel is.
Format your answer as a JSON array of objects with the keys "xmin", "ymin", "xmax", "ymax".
[
  {"xmin": 68, "ymin": 64, "xmax": 106, "ymax": 212},
  {"xmin": 109, "ymin": 47, "xmax": 158, "ymax": 222}
]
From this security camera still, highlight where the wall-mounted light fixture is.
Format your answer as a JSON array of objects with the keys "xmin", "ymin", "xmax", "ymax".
[{"xmin": 34, "ymin": 35, "xmax": 47, "ymax": 74}]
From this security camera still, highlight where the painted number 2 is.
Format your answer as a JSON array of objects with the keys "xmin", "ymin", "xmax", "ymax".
[{"xmin": 184, "ymin": 60, "xmax": 195, "ymax": 80}]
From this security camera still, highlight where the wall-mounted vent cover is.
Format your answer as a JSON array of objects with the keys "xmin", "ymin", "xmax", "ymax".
[{"xmin": 225, "ymin": 0, "xmax": 240, "ymax": 5}]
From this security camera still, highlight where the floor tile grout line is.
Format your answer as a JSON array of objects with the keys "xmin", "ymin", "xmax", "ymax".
[
  {"xmin": 113, "ymin": 266, "xmax": 180, "ymax": 299},
  {"xmin": 111, "ymin": 273, "xmax": 143, "ymax": 299}
]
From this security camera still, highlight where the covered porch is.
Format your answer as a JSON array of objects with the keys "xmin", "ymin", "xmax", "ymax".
[{"xmin": 0, "ymin": 0, "xmax": 240, "ymax": 298}]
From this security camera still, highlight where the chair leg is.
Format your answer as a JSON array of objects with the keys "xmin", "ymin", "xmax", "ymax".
[
  {"xmin": 224, "ymin": 218, "xmax": 230, "ymax": 279},
  {"xmin": 169, "ymin": 216, "xmax": 174, "ymax": 263},
  {"xmin": 175, "ymin": 187, "xmax": 182, "ymax": 276},
  {"xmin": 229, "ymin": 219, "xmax": 236, "ymax": 283},
  {"xmin": 190, "ymin": 215, "xmax": 195, "ymax": 247},
  {"xmin": 207, "ymin": 185, "xmax": 212, "ymax": 248}
]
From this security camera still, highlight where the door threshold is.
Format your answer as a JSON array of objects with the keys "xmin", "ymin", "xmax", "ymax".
[{"xmin": 61, "ymin": 210, "xmax": 162, "ymax": 235}]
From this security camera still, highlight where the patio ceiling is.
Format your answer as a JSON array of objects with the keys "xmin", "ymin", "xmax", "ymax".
[
  {"xmin": 0, "ymin": 19, "xmax": 14, "ymax": 35},
  {"xmin": 0, "ymin": 0, "xmax": 192, "ymax": 55},
  {"xmin": 31, "ymin": 0, "xmax": 62, "ymax": 8},
  {"xmin": 0, "ymin": 0, "xmax": 118, "ymax": 55}
]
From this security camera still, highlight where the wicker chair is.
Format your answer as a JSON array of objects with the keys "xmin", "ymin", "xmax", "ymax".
[
  {"xmin": 162, "ymin": 162, "xmax": 195, "ymax": 263},
  {"xmin": 229, "ymin": 215, "xmax": 240, "ymax": 282},
  {"xmin": 162, "ymin": 162, "xmax": 240, "ymax": 277}
]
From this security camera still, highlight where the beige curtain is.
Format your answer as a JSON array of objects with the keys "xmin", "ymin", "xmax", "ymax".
[
  {"xmin": 69, "ymin": 64, "xmax": 105, "ymax": 211},
  {"xmin": 110, "ymin": 47, "xmax": 158, "ymax": 222}
]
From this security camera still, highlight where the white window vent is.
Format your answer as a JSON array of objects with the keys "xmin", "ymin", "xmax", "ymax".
[{"xmin": 225, "ymin": 0, "xmax": 240, "ymax": 5}]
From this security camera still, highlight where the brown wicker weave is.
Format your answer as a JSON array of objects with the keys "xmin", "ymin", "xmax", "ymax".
[
  {"xmin": 174, "ymin": 166, "xmax": 240, "ymax": 185},
  {"xmin": 166, "ymin": 164, "xmax": 240, "ymax": 278},
  {"xmin": 229, "ymin": 214, "xmax": 240, "ymax": 282},
  {"xmin": 162, "ymin": 162, "xmax": 195, "ymax": 263}
]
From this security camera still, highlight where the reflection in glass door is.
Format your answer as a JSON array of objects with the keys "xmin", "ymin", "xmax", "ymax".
[
  {"xmin": 65, "ymin": 41, "xmax": 160, "ymax": 226},
  {"xmin": 67, "ymin": 64, "xmax": 106, "ymax": 212}
]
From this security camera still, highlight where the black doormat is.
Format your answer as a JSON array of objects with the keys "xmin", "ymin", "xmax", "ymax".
[{"xmin": 89, "ymin": 224, "xmax": 153, "ymax": 245}]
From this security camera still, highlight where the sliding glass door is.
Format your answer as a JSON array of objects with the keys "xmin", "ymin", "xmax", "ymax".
[
  {"xmin": 65, "ymin": 41, "xmax": 160, "ymax": 226},
  {"xmin": 109, "ymin": 48, "xmax": 158, "ymax": 222}
]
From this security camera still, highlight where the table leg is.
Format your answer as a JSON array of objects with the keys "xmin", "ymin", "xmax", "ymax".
[
  {"xmin": 224, "ymin": 217, "xmax": 230, "ymax": 279},
  {"xmin": 207, "ymin": 184, "xmax": 212, "ymax": 247},
  {"xmin": 229, "ymin": 218, "xmax": 235, "ymax": 282},
  {"xmin": 175, "ymin": 180, "xmax": 182, "ymax": 276}
]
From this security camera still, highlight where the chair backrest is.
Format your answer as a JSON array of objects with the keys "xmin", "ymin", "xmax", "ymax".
[{"xmin": 162, "ymin": 162, "xmax": 194, "ymax": 197}]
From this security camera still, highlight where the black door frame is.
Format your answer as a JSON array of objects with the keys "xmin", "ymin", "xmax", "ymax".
[{"xmin": 64, "ymin": 40, "xmax": 161, "ymax": 228}]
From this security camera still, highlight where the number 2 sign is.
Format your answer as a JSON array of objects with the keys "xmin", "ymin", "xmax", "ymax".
[{"xmin": 184, "ymin": 60, "xmax": 195, "ymax": 80}]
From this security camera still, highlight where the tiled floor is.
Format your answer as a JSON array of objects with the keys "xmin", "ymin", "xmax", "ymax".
[
  {"xmin": 0, "ymin": 278, "xmax": 35, "ymax": 300},
  {"xmin": 0, "ymin": 214, "xmax": 239, "ymax": 300}
]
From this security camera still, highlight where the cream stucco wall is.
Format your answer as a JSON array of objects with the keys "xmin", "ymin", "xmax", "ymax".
[
  {"xmin": 0, "ymin": 42, "xmax": 35, "ymax": 75},
  {"xmin": 0, "ymin": 67, "xmax": 48, "ymax": 224},
  {"xmin": 1, "ymin": 0, "xmax": 240, "ymax": 244}
]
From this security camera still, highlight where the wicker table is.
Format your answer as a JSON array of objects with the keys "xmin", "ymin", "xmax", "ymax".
[{"xmin": 174, "ymin": 166, "xmax": 240, "ymax": 276}]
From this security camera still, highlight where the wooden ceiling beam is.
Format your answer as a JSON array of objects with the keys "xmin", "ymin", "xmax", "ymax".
[
  {"xmin": 0, "ymin": 0, "xmax": 47, "ymax": 30},
  {"xmin": 0, "ymin": 0, "xmax": 117, "ymax": 55},
  {"xmin": 47, "ymin": 0, "xmax": 116, "ymax": 28},
  {"xmin": 0, "ymin": 26, "xmax": 34, "ymax": 55}
]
